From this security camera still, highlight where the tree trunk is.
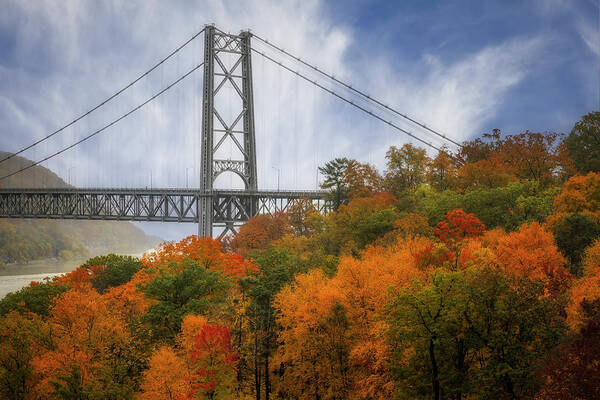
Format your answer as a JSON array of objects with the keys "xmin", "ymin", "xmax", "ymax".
[
  {"xmin": 456, "ymin": 338, "xmax": 465, "ymax": 400},
  {"xmin": 429, "ymin": 338, "xmax": 440, "ymax": 400},
  {"xmin": 264, "ymin": 351, "xmax": 271, "ymax": 400},
  {"xmin": 254, "ymin": 332, "xmax": 261, "ymax": 400}
]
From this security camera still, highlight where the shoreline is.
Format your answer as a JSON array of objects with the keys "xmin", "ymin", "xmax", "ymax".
[
  {"xmin": 1, "ymin": 245, "xmax": 156, "ymax": 269},
  {"xmin": 0, "ymin": 247, "xmax": 157, "ymax": 298}
]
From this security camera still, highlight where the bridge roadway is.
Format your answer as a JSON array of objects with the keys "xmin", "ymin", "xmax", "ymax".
[{"xmin": 0, "ymin": 188, "xmax": 330, "ymax": 226}]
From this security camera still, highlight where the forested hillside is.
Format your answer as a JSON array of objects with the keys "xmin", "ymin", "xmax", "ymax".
[
  {"xmin": 0, "ymin": 112, "xmax": 599, "ymax": 399},
  {"xmin": 0, "ymin": 152, "xmax": 160, "ymax": 263}
]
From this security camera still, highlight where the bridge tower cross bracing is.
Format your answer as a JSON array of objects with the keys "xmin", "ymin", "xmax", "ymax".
[{"xmin": 200, "ymin": 26, "xmax": 258, "ymax": 237}]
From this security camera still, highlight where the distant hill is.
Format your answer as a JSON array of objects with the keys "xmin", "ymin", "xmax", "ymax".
[{"xmin": 0, "ymin": 152, "xmax": 162, "ymax": 264}]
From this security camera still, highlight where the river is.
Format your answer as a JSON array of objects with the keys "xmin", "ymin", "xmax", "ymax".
[{"xmin": 0, "ymin": 250, "xmax": 152, "ymax": 299}]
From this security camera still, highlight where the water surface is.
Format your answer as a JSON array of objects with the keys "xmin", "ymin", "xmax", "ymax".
[
  {"xmin": 0, "ymin": 249, "xmax": 152, "ymax": 299},
  {"xmin": 0, "ymin": 258, "xmax": 86, "ymax": 299}
]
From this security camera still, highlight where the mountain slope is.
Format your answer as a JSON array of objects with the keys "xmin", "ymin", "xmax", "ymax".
[{"xmin": 0, "ymin": 152, "xmax": 161, "ymax": 264}]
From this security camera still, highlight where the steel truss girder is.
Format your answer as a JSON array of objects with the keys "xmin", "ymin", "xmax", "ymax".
[{"xmin": 0, "ymin": 189, "xmax": 331, "ymax": 226}]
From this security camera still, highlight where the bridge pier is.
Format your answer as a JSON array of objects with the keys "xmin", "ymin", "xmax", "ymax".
[{"xmin": 199, "ymin": 26, "xmax": 258, "ymax": 237}]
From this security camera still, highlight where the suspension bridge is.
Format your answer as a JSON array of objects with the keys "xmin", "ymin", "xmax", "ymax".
[{"xmin": 0, "ymin": 25, "xmax": 461, "ymax": 238}]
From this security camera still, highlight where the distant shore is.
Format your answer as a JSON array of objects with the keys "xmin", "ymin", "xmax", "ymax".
[{"xmin": 1, "ymin": 244, "xmax": 157, "ymax": 269}]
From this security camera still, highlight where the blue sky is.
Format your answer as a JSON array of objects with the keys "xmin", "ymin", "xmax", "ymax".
[
  {"xmin": 324, "ymin": 0, "xmax": 598, "ymax": 134},
  {"xmin": 0, "ymin": 0, "xmax": 598, "ymax": 239}
]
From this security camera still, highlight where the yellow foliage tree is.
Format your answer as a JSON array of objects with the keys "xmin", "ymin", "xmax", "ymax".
[
  {"xmin": 553, "ymin": 172, "xmax": 600, "ymax": 220},
  {"xmin": 138, "ymin": 345, "xmax": 191, "ymax": 400},
  {"xmin": 566, "ymin": 271, "xmax": 600, "ymax": 330},
  {"xmin": 582, "ymin": 239, "xmax": 600, "ymax": 277}
]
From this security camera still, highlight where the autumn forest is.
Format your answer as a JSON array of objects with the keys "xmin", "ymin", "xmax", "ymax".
[{"xmin": 1, "ymin": 112, "xmax": 600, "ymax": 400}]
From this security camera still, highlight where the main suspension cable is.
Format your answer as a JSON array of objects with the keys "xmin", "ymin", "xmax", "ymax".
[
  {"xmin": 0, "ymin": 26, "xmax": 207, "ymax": 166},
  {"xmin": 0, "ymin": 62, "xmax": 205, "ymax": 182},
  {"xmin": 251, "ymin": 48, "xmax": 457, "ymax": 158},
  {"xmin": 252, "ymin": 33, "xmax": 463, "ymax": 149}
]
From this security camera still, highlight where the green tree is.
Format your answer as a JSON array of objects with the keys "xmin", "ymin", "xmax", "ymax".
[
  {"xmin": 241, "ymin": 248, "xmax": 300, "ymax": 400},
  {"xmin": 413, "ymin": 185, "xmax": 462, "ymax": 226},
  {"xmin": 384, "ymin": 144, "xmax": 430, "ymax": 194},
  {"xmin": 143, "ymin": 262, "xmax": 230, "ymax": 341},
  {"xmin": 354, "ymin": 208, "xmax": 398, "ymax": 247},
  {"xmin": 387, "ymin": 267, "xmax": 566, "ymax": 400},
  {"xmin": 83, "ymin": 254, "xmax": 142, "ymax": 294},
  {"xmin": 552, "ymin": 213, "xmax": 600, "ymax": 276},
  {"xmin": 414, "ymin": 181, "xmax": 558, "ymax": 231},
  {"xmin": 0, "ymin": 280, "xmax": 69, "ymax": 317},
  {"xmin": 322, "ymin": 193, "xmax": 399, "ymax": 255},
  {"xmin": 319, "ymin": 158, "xmax": 351, "ymax": 210},
  {"xmin": 462, "ymin": 181, "xmax": 557, "ymax": 231},
  {"xmin": 565, "ymin": 111, "xmax": 600, "ymax": 174},
  {"xmin": 50, "ymin": 365, "xmax": 91, "ymax": 400}
]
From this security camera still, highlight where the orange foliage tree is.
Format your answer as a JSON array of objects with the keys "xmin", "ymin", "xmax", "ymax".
[
  {"xmin": 427, "ymin": 148, "xmax": 458, "ymax": 192},
  {"xmin": 52, "ymin": 264, "xmax": 102, "ymax": 290},
  {"xmin": 333, "ymin": 240, "xmax": 431, "ymax": 398},
  {"xmin": 495, "ymin": 131, "xmax": 564, "ymax": 184},
  {"xmin": 273, "ymin": 238, "xmax": 431, "ymax": 399},
  {"xmin": 0, "ymin": 311, "xmax": 52, "ymax": 399},
  {"xmin": 455, "ymin": 158, "xmax": 517, "ymax": 191},
  {"xmin": 144, "ymin": 235, "xmax": 257, "ymax": 278},
  {"xmin": 30, "ymin": 288, "xmax": 133, "ymax": 398},
  {"xmin": 226, "ymin": 212, "xmax": 292, "ymax": 258},
  {"xmin": 376, "ymin": 212, "xmax": 434, "ymax": 248},
  {"xmin": 273, "ymin": 269, "xmax": 346, "ymax": 398},
  {"xmin": 495, "ymin": 222, "xmax": 571, "ymax": 295},
  {"xmin": 138, "ymin": 316, "xmax": 237, "ymax": 400},
  {"xmin": 287, "ymin": 199, "xmax": 318, "ymax": 236},
  {"xmin": 344, "ymin": 159, "xmax": 384, "ymax": 198},
  {"xmin": 434, "ymin": 209, "xmax": 486, "ymax": 243},
  {"xmin": 566, "ymin": 269, "xmax": 600, "ymax": 330}
]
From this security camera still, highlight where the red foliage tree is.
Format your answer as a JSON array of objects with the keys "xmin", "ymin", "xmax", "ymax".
[
  {"xmin": 434, "ymin": 209, "xmax": 486, "ymax": 243},
  {"xmin": 434, "ymin": 209, "xmax": 486, "ymax": 270},
  {"xmin": 188, "ymin": 324, "xmax": 238, "ymax": 399}
]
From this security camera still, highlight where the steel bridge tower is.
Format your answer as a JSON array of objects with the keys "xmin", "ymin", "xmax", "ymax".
[{"xmin": 199, "ymin": 26, "xmax": 258, "ymax": 237}]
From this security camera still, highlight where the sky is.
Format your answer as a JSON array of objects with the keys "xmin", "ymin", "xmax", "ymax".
[{"xmin": 0, "ymin": 0, "xmax": 598, "ymax": 240}]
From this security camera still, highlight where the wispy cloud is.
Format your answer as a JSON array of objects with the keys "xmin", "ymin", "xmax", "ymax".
[
  {"xmin": 577, "ymin": 17, "xmax": 599, "ymax": 55},
  {"xmin": 352, "ymin": 36, "xmax": 547, "ymax": 166}
]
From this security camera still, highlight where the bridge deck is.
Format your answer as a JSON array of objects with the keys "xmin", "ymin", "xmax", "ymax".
[{"xmin": 0, "ymin": 188, "xmax": 330, "ymax": 224}]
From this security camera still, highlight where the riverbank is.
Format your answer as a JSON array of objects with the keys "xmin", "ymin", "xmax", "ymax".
[{"xmin": 0, "ymin": 246, "xmax": 157, "ymax": 299}]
